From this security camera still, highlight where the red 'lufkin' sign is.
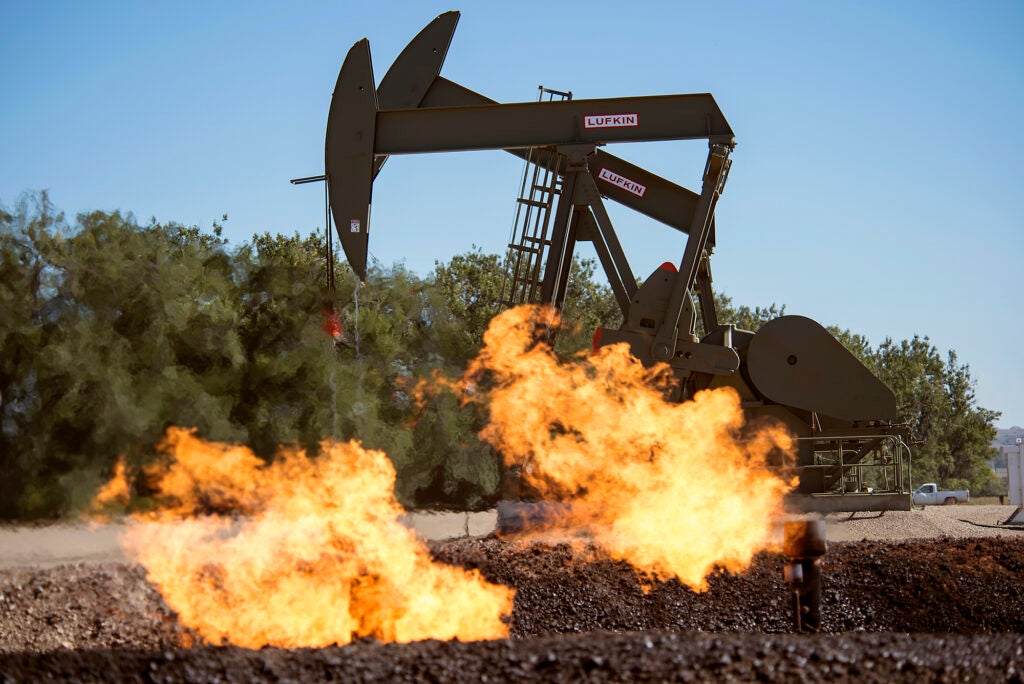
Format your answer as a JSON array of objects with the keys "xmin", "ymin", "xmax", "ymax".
[
  {"xmin": 583, "ymin": 113, "xmax": 639, "ymax": 129},
  {"xmin": 598, "ymin": 168, "xmax": 647, "ymax": 198}
]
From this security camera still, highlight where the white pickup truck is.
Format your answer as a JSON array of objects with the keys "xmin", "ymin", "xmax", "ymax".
[{"xmin": 912, "ymin": 483, "xmax": 969, "ymax": 506}]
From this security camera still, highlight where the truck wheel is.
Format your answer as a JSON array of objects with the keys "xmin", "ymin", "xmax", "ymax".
[{"xmin": 944, "ymin": 496, "xmax": 957, "ymax": 505}]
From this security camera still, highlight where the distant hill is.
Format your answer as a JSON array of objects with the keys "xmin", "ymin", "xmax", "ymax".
[{"xmin": 993, "ymin": 426, "xmax": 1024, "ymax": 448}]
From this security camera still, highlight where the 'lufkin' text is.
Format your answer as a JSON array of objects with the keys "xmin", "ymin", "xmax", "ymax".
[
  {"xmin": 583, "ymin": 113, "xmax": 639, "ymax": 129},
  {"xmin": 597, "ymin": 168, "xmax": 647, "ymax": 198}
]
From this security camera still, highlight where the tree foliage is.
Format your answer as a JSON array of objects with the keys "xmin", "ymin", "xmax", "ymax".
[
  {"xmin": 0, "ymin": 192, "xmax": 1001, "ymax": 517},
  {"xmin": 0, "ymin": 195, "xmax": 614, "ymax": 517},
  {"xmin": 713, "ymin": 292, "xmax": 786, "ymax": 333},
  {"xmin": 873, "ymin": 338, "xmax": 999, "ymax": 492},
  {"xmin": 430, "ymin": 248, "xmax": 621, "ymax": 355}
]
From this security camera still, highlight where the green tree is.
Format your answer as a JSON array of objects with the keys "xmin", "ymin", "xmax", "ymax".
[
  {"xmin": 712, "ymin": 291, "xmax": 785, "ymax": 333},
  {"xmin": 874, "ymin": 337, "xmax": 999, "ymax": 491},
  {"xmin": 0, "ymin": 194, "xmax": 246, "ymax": 516},
  {"xmin": 826, "ymin": 326, "xmax": 878, "ymax": 369},
  {"xmin": 429, "ymin": 248, "xmax": 505, "ymax": 362},
  {"xmin": 0, "ymin": 193, "xmax": 1002, "ymax": 517},
  {"xmin": 556, "ymin": 257, "xmax": 622, "ymax": 354},
  {"xmin": 429, "ymin": 249, "xmax": 620, "ymax": 355},
  {"xmin": 229, "ymin": 230, "xmax": 345, "ymax": 458},
  {"xmin": 0, "ymin": 191, "xmax": 67, "ymax": 516}
]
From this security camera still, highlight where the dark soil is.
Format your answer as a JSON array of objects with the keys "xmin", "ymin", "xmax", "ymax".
[
  {"xmin": 432, "ymin": 536, "xmax": 1024, "ymax": 635},
  {"xmin": 1, "ymin": 537, "xmax": 1022, "ymax": 682}
]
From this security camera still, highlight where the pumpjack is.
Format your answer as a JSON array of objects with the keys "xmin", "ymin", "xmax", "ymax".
[{"xmin": 316, "ymin": 11, "xmax": 913, "ymax": 514}]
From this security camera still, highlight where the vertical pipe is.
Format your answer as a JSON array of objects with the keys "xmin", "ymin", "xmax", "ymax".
[
  {"xmin": 325, "ymin": 179, "xmax": 335, "ymax": 292},
  {"xmin": 783, "ymin": 519, "xmax": 827, "ymax": 633}
]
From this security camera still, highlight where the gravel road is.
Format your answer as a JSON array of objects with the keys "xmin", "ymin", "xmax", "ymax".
[
  {"xmin": 2, "ymin": 504, "xmax": 1020, "ymax": 570},
  {"xmin": 824, "ymin": 503, "xmax": 1024, "ymax": 541}
]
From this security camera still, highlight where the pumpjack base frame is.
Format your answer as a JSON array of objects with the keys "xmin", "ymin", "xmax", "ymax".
[{"xmin": 791, "ymin": 492, "xmax": 912, "ymax": 514}]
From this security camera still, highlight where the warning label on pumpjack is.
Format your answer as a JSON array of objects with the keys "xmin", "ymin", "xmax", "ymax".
[
  {"xmin": 583, "ymin": 113, "xmax": 639, "ymax": 129},
  {"xmin": 598, "ymin": 168, "xmax": 647, "ymax": 198},
  {"xmin": 350, "ymin": 220, "xmax": 361, "ymax": 233}
]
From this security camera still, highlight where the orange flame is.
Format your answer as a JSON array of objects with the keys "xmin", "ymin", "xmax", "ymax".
[
  {"xmin": 92, "ymin": 459, "xmax": 131, "ymax": 513},
  {"xmin": 464, "ymin": 305, "xmax": 794, "ymax": 589},
  {"xmin": 98, "ymin": 302, "xmax": 794, "ymax": 645},
  {"xmin": 110, "ymin": 428, "xmax": 513, "ymax": 648}
]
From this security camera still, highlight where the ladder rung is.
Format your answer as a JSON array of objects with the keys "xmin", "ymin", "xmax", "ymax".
[
  {"xmin": 508, "ymin": 243, "xmax": 541, "ymax": 255},
  {"xmin": 532, "ymin": 184, "xmax": 560, "ymax": 194},
  {"xmin": 508, "ymin": 289, "xmax": 537, "ymax": 300},
  {"xmin": 517, "ymin": 198, "xmax": 550, "ymax": 209},
  {"xmin": 522, "ymin": 235, "xmax": 550, "ymax": 245}
]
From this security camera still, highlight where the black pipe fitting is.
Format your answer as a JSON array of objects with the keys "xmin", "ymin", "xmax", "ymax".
[{"xmin": 782, "ymin": 518, "xmax": 827, "ymax": 633}]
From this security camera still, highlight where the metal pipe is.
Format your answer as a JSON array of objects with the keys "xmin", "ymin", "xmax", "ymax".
[
  {"xmin": 289, "ymin": 175, "xmax": 326, "ymax": 185},
  {"xmin": 782, "ymin": 518, "xmax": 827, "ymax": 633}
]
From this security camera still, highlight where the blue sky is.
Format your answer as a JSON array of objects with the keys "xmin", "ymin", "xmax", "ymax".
[{"xmin": 2, "ymin": 1, "xmax": 1022, "ymax": 428}]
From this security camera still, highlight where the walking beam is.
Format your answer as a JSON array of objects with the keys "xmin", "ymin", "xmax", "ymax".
[
  {"xmin": 421, "ymin": 76, "xmax": 709, "ymax": 240},
  {"xmin": 373, "ymin": 94, "xmax": 733, "ymax": 154},
  {"xmin": 327, "ymin": 35, "xmax": 733, "ymax": 278}
]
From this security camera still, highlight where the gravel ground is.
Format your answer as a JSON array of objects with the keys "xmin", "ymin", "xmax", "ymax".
[
  {"xmin": 825, "ymin": 504, "xmax": 1024, "ymax": 542},
  {"xmin": 1, "ymin": 534, "xmax": 1022, "ymax": 682},
  {"xmin": 3, "ymin": 504, "xmax": 1020, "ymax": 570},
  {"xmin": 2, "ymin": 632, "xmax": 1021, "ymax": 683}
]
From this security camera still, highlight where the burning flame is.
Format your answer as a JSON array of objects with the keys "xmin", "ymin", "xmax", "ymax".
[
  {"xmin": 102, "ymin": 428, "xmax": 513, "ymax": 648},
  {"xmin": 92, "ymin": 460, "xmax": 131, "ymax": 512},
  {"xmin": 96, "ymin": 302, "xmax": 793, "ymax": 646},
  {"xmin": 462, "ymin": 305, "xmax": 794, "ymax": 589}
]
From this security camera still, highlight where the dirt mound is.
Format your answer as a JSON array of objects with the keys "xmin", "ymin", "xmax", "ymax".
[
  {"xmin": 0, "ymin": 563, "xmax": 191, "ymax": 654},
  {"xmin": 432, "ymin": 536, "xmax": 1024, "ymax": 635},
  {"xmin": 1, "ymin": 537, "xmax": 1022, "ymax": 682}
]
